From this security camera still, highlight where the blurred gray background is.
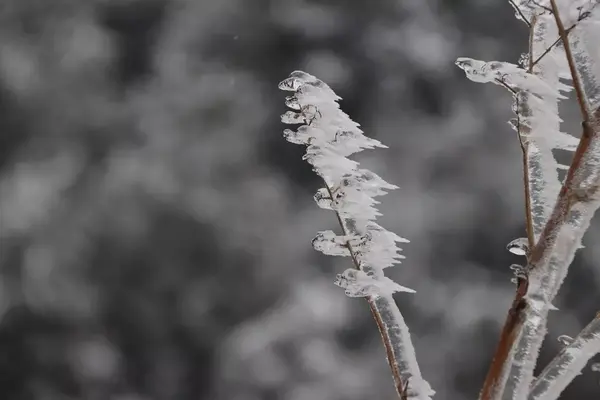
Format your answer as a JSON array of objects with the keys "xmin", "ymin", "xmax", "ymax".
[{"xmin": 0, "ymin": 0, "xmax": 599, "ymax": 399}]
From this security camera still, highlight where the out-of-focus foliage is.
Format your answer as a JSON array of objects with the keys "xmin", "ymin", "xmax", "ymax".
[{"xmin": 0, "ymin": 1, "xmax": 599, "ymax": 400}]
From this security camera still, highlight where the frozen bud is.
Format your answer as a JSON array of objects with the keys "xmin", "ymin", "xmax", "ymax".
[
  {"xmin": 509, "ymin": 264, "xmax": 524, "ymax": 273},
  {"xmin": 285, "ymin": 95, "xmax": 301, "ymax": 110},
  {"xmin": 278, "ymin": 76, "xmax": 303, "ymax": 92},
  {"xmin": 507, "ymin": 237, "xmax": 529, "ymax": 256},
  {"xmin": 278, "ymin": 70, "xmax": 326, "ymax": 92},
  {"xmin": 518, "ymin": 52, "xmax": 529, "ymax": 68},
  {"xmin": 334, "ymin": 268, "xmax": 415, "ymax": 298},
  {"xmin": 509, "ymin": 264, "xmax": 527, "ymax": 285},
  {"xmin": 314, "ymin": 188, "xmax": 333, "ymax": 209},
  {"xmin": 312, "ymin": 230, "xmax": 350, "ymax": 257},
  {"xmin": 283, "ymin": 127, "xmax": 312, "ymax": 145},
  {"xmin": 335, "ymin": 269, "xmax": 368, "ymax": 297},
  {"xmin": 508, "ymin": 118, "xmax": 519, "ymax": 133},
  {"xmin": 323, "ymin": 186, "xmax": 345, "ymax": 209},
  {"xmin": 301, "ymin": 104, "xmax": 320, "ymax": 124},
  {"xmin": 281, "ymin": 111, "xmax": 305, "ymax": 125}
]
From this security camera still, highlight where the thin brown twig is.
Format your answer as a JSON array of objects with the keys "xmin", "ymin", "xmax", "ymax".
[
  {"xmin": 530, "ymin": 23, "xmax": 576, "ymax": 69},
  {"xmin": 509, "ymin": 0, "xmax": 532, "ymax": 28},
  {"xmin": 532, "ymin": 2, "xmax": 600, "ymax": 72},
  {"xmin": 523, "ymin": 13, "xmax": 538, "ymax": 250},
  {"xmin": 517, "ymin": 96, "xmax": 536, "ymax": 249},
  {"xmin": 479, "ymin": 265, "xmax": 529, "ymax": 400},
  {"xmin": 490, "ymin": 74, "xmax": 536, "ymax": 249}
]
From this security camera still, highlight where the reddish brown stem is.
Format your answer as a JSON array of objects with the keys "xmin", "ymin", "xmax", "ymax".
[{"xmin": 479, "ymin": 277, "xmax": 529, "ymax": 399}]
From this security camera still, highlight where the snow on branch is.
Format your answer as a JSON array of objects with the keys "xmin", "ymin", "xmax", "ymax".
[
  {"xmin": 528, "ymin": 313, "xmax": 600, "ymax": 400},
  {"xmin": 279, "ymin": 71, "xmax": 433, "ymax": 399}
]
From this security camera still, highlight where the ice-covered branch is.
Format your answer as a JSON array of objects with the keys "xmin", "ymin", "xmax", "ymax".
[
  {"xmin": 528, "ymin": 313, "xmax": 600, "ymax": 400},
  {"xmin": 279, "ymin": 71, "xmax": 433, "ymax": 400},
  {"xmin": 457, "ymin": 1, "xmax": 600, "ymax": 399},
  {"xmin": 457, "ymin": 8, "xmax": 574, "ymax": 399},
  {"xmin": 507, "ymin": 2, "xmax": 600, "ymax": 398}
]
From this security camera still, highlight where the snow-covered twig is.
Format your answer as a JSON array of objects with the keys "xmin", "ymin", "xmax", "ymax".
[
  {"xmin": 528, "ymin": 313, "xmax": 600, "ymax": 400},
  {"xmin": 279, "ymin": 71, "xmax": 434, "ymax": 399}
]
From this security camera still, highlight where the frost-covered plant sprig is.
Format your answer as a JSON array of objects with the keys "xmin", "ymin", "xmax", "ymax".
[
  {"xmin": 279, "ymin": 71, "xmax": 434, "ymax": 400},
  {"xmin": 457, "ymin": 1, "xmax": 600, "ymax": 399}
]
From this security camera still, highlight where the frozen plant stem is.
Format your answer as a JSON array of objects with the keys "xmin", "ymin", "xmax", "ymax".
[{"xmin": 279, "ymin": 71, "xmax": 433, "ymax": 399}]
